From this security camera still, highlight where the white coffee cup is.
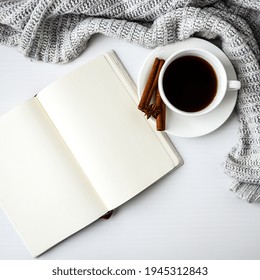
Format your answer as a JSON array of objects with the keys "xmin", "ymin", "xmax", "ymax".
[{"xmin": 158, "ymin": 48, "xmax": 241, "ymax": 116}]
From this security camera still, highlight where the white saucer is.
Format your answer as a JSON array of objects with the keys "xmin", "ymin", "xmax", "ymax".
[{"xmin": 137, "ymin": 38, "xmax": 238, "ymax": 137}]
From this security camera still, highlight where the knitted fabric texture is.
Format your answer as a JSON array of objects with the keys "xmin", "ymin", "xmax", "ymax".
[{"xmin": 1, "ymin": 0, "xmax": 260, "ymax": 202}]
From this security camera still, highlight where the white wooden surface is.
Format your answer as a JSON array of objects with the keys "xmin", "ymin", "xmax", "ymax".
[{"xmin": 0, "ymin": 35, "xmax": 260, "ymax": 260}]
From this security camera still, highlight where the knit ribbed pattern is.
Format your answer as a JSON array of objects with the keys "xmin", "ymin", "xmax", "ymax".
[{"xmin": 1, "ymin": 0, "xmax": 260, "ymax": 202}]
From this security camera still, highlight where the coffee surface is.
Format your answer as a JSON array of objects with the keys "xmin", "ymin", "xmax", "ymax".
[{"xmin": 162, "ymin": 55, "xmax": 217, "ymax": 112}]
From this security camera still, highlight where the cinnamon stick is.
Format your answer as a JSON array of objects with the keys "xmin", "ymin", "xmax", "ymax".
[
  {"xmin": 155, "ymin": 88, "xmax": 166, "ymax": 131},
  {"xmin": 138, "ymin": 58, "xmax": 160, "ymax": 111},
  {"xmin": 138, "ymin": 57, "xmax": 166, "ymax": 131},
  {"xmin": 144, "ymin": 59, "xmax": 165, "ymax": 109}
]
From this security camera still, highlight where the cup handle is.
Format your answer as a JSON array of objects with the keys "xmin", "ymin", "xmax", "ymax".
[{"xmin": 227, "ymin": 80, "xmax": 241, "ymax": 92}]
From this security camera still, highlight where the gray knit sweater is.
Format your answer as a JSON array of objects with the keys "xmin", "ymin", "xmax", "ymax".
[{"xmin": 1, "ymin": 0, "xmax": 260, "ymax": 203}]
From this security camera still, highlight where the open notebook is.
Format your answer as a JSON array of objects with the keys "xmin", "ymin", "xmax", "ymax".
[{"xmin": 0, "ymin": 51, "xmax": 183, "ymax": 257}]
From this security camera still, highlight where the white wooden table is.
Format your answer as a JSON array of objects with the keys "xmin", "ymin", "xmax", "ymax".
[{"xmin": 0, "ymin": 35, "xmax": 260, "ymax": 260}]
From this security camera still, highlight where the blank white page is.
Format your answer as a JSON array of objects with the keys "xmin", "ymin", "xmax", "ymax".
[
  {"xmin": 0, "ymin": 99, "xmax": 107, "ymax": 257},
  {"xmin": 37, "ymin": 53, "xmax": 181, "ymax": 210}
]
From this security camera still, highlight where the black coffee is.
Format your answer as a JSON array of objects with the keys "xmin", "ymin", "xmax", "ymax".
[{"xmin": 162, "ymin": 55, "xmax": 218, "ymax": 112}]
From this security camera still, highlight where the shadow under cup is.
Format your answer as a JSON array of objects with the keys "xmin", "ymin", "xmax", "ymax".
[{"xmin": 158, "ymin": 49, "xmax": 240, "ymax": 116}]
